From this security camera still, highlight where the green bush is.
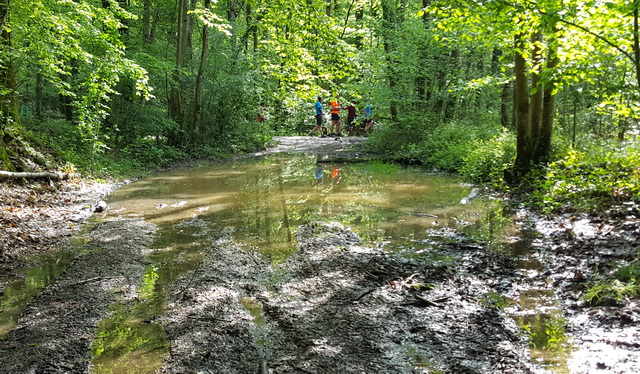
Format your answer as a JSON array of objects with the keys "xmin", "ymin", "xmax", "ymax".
[
  {"xmin": 530, "ymin": 142, "xmax": 640, "ymax": 214},
  {"xmin": 461, "ymin": 130, "xmax": 516, "ymax": 184}
]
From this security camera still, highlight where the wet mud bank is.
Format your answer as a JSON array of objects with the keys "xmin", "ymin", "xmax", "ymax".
[
  {"xmin": 0, "ymin": 178, "xmax": 121, "ymax": 285},
  {"xmin": 515, "ymin": 212, "xmax": 640, "ymax": 373},
  {"xmin": 0, "ymin": 218, "xmax": 156, "ymax": 372},
  {"xmin": 160, "ymin": 221, "xmax": 535, "ymax": 373}
]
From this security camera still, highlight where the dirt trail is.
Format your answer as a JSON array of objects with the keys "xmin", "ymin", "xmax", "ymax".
[{"xmin": 1, "ymin": 136, "xmax": 639, "ymax": 373}]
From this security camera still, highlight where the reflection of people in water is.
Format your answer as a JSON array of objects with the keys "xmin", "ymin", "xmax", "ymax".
[
  {"xmin": 331, "ymin": 166, "xmax": 341, "ymax": 184},
  {"xmin": 315, "ymin": 163, "xmax": 324, "ymax": 184}
]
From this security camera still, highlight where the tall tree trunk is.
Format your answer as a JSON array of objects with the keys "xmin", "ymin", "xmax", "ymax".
[
  {"xmin": 0, "ymin": 0, "xmax": 15, "ymax": 170},
  {"xmin": 513, "ymin": 33, "xmax": 533, "ymax": 176},
  {"xmin": 529, "ymin": 32, "xmax": 544, "ymax": 152},
  {"xmin": 354, "ymin": 4, "xmax": 363, "ymax": 48},
  {"xmin": 414, "ymin": 0, "xmax": 431, "ymax": 108},
  {"xmin": 186, "ymin": 0, "xmax": 198, "ymax": 59},
  {"xmin": 0, "ymin": 0, "xmax": 19, "ymax": 127},
  {"xmin": 35, "ymin": 71, "xmax": 43, "ymax": 118},
  {"xmin": 168, "ymin": 0, "xmax": 190, "ymax": 135},
  {"xmin": 142, "ymin": 0, "xmax": 153, "ymax": 43},
  {"xmin": 535, "ymin": 30, "xmax": 559, "ymax": 164},
  {"xmin": 193, "ymin": 0, "xmax": 211, "ymax": 135},
  {"xmin": 381, "ymin": 0, "xmax": 398, "ymax": 121},
  {"xmin": 500, "ymin": 82, "xmax": 511, "ymax": 128},
  {"xmin": 634, "ymin": 3, "xmax": 640, "ymax": 88}
]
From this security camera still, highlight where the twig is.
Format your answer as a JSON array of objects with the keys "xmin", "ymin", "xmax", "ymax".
[
  {"xmin": 354, "ymin": 288, "xmax": 377, "ymax": 301},
  {"xmin": 174, "ymin": 261, "xmax": 203, "ymax": 301},
  {"xmin": 414, "ymin": 295, "xmax": 443, "ymax": 308},
  {"xmin": 68, "ymin": 277, "xmax": 103, "ymax": 287}
]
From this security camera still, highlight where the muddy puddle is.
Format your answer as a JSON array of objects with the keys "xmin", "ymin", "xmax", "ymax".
[
  {"xmin": 88, "ymin": 154, "xmax": 542, "ymax": 372},
  {"xmin": 2, "ymin": 152, "xmax": 636, "ymax": 373}
]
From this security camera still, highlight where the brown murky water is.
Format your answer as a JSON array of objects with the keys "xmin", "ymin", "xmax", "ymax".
[{"xmin": 0, "ymin": 153, "xmax": 572, "ymax": 373}]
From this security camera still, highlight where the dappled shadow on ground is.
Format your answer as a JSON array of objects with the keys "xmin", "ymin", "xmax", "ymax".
[{"xmin": 160, "ymin": 221, "xmax": 534, "ymax": 374}]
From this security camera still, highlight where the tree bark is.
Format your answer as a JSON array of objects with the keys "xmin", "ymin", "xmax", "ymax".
[
  {"xmin": 634, "ymin": 3, "xmax": 640, "ymax": 88},
  {"xmin": 193, "ymin": 0, "xmax": 211, "ymax": 135},
  {"xmin": 142, "ymin": 0, "xmax": 153, "ymax": 43},
  {"xmin": 513, "ymin": 33, "xmax": 533, "ymax": 176},
  {"xmin": 0, "ymin": 0, "xmax": 19, "ymax": 127},
  {"xmin": 500, "ymin": 82, "xmax": 511, "ymax": 128},
  {"xmin": 529, "ymin": 32, "xmax": 543, "ymax": 152},
  {"xmin": 535, "ymin": 30, "xmax": 559, "ymax": 164},
  {"xmin": 0, "ymin": 171, "xmax": 70, "ymax": 180},
  {"xmin": 168, "ymin": 0, "xmax": 191, "ymax": 133},
  {"xmin": 381, "ymin": 0, "xmax": 399, "ymax": 121}
]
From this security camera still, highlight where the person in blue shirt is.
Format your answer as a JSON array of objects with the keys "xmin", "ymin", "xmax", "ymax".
[{"xmin": 309, "ymin": 96, "xmax": 325, "ymax": 137}]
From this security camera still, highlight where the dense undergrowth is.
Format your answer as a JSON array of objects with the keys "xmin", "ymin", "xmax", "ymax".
[{"xmin": 366, "ymin": 115, "xmax": 640, "ymax": 216}]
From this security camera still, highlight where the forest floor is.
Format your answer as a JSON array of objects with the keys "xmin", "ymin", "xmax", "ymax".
[{"xmin": 0, "ymin": 136, "xmax": 638, "ymax": 373}]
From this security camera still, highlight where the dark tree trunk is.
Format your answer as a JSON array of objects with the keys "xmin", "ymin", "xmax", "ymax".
[
  {"xmin": 500, "ymin": 81, "xmax": 511, "ymax": 128},
  {"xmin": 529, "ymin": 32, "xmax": 544, "ymax": 152},
  {"xmin": 193, "ymin": 0, "xmax": 211, "ymax": 135},
  {"xmin": 0, "ymin": 0, "xmax": 19, "ymax": 127},
  {"xmin": 535, "ymin": 31, "xmax": 559, "ymax": 164},
  {"xmin": 35, "ymin": 72, "xmax": 43, "ymax": 118},
  {"xmin": 513, "ymin": 33, "xmax": 533, "ymax": 176},
  {"xmin": 355, "ymin": 5, "xmax": 363, "ymax": 48},
  {"xmin": 381, "ymin": 0, "xmax": 399, "ymax": 121},
  {"xmin": 142, "ymin": 0, "xmax": 153, "ymax": 43},
  {"xmin": 168, "ymin": 0, "xmax": 191, "ymax": 133},
  {"xmin": 634, "ymin": 3, "xmax": 640, "ymax": 88}
]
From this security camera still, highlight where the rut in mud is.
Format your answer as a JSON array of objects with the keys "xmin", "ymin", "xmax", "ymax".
[{"xmin": 159, "ymin": 221, "xmax": 533, "ymax": 373}]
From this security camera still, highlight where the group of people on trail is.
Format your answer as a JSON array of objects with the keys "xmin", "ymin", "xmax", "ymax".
[{"xmin": 309, "ymin": 94, "xmax": 373, "ymax": 137}]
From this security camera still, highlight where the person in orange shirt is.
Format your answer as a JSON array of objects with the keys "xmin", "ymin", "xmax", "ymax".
[{"xmin": 329, "ymin": 93, "xmax": 343, "ymax": 137}]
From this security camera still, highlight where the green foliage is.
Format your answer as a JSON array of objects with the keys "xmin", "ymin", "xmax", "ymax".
[
  {"xmin": 461, "ymin": 130, "xmax": 516, "ymax": 184},
  {"xmin": 355, "ymin": 160, "xmax": 401, "ymax": 175},
  {"xmin": 529, "ymin": 142, "xmax": 640, "ymax": 214},
  {"xmin": 520, "ymin": 314, "xmax": 568, "ymax": 351},
  {"xmin": 583, "ymin": 260, "xmax": 640, "ymax": 306},
  {"xmin": 583, "ymin": 279, "xmax": 638, "ymax": 306},
  {"xmin": 368, "ymin": 115, "xmax": 506, "ymax": 175},
  {"xmin": 480, "ymin": 290, "xmax": 509, "ymax": 310}
]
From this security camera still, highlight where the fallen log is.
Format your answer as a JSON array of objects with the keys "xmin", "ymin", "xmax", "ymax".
[{"xmin": 0, "ymin": 170, "xmax": 70, "ymax": 180}]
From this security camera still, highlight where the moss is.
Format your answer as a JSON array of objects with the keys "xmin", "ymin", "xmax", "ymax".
[{"xmin": 0, "ymin": 130, "xmax": 16, "ymax": 171}]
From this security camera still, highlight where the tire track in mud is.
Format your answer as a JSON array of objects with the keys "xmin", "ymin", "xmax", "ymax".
[{"xmin": 160, "ymin": 221, "xmax": 535, "ymax": 374}]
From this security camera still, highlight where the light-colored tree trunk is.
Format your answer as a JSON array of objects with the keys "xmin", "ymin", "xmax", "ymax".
[{"xmin": 633, "ymin": 3, "xmax": 640, "ymax": 88}]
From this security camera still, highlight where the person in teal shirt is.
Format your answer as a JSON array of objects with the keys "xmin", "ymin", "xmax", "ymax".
[
  {"xmin": 363, "ymin": 103, "xmax": 373, "ymax": 136},
  {"xmin": 309, "ymin": 96, "xmax": 325, "ymax": 137}
]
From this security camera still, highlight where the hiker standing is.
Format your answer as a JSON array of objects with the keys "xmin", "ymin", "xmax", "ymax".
[
  {"xmin": 310, "ymin": 96, "xmax": 325, "ymax": 137},
  {"xmin": 329, "ymin": 94, "xmax": 343, "ymax": 137}
]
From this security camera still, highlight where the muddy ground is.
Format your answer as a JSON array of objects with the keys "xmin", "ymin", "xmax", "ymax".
[{"xmin": 1, "ymin": 136, "xmax": 639, "ymax": 373}]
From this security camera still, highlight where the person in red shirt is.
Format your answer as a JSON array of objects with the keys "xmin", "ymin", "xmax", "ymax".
[{"xmin": 258, "ymin": 103, "xmax": 266, "ymax": 124}]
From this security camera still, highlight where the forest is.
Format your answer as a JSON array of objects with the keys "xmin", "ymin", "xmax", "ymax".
[
  {"xmin": 1, "ymin": 0, "xmax": 639, "ymax": 213},
  {"xmin": 1, "ymin": 1, "xmax": 640, "ymax": 372}
]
